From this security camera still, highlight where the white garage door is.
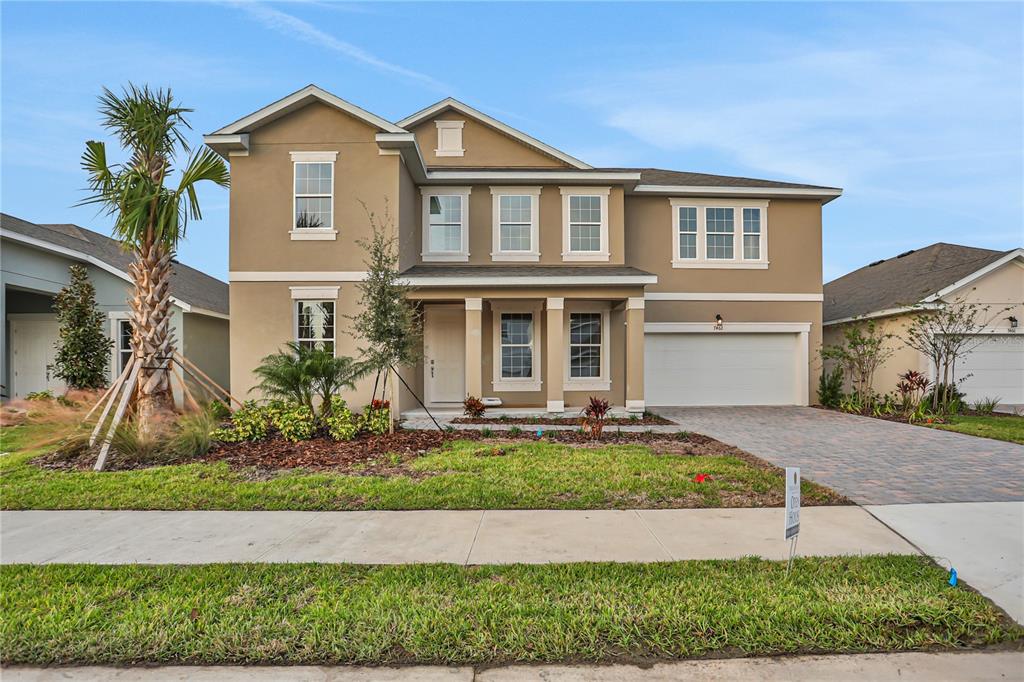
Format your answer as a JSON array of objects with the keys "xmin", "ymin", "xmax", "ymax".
[
  {"xmin": 645, "ymin": 332, "xmax": 801, "ymax": 406},
  {"xmin": 950, "ymin": 335, "xmax": 1024, "ymax": 405}
]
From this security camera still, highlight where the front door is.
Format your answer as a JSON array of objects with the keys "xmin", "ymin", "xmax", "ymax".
[
  {"xmin": 10, "ymin": 317, "xmax": 66, "ymax": 398},
  {"xmin": 424, "ymin": 306, "xmax": 466, "ymax": 405}
]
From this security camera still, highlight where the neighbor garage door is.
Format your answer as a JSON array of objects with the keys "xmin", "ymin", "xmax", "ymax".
[
  {"xmin": 946, "ymin": 334, "xmax": 1024, "ymax": 405},
  {"xmin": 644, "ymin": 332, "xmax": 801, "ymax": 406}
]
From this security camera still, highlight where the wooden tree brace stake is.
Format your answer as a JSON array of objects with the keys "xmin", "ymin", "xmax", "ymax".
[
  {"xmin": 93, "ymin": 359, "xmax": 141, "ymax": 472},
  {"xmin": 173, "ymin": 351, "xmax": 242, "ymax": 409},
  {"xmin": 89, "ymin": 357, "xmax": 136, "ymax": 447},
  {"xmin": 83, "ymin": 361, "xmax": 132, "ymax": 424}
]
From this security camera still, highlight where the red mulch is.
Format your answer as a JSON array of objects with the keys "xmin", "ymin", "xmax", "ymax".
[{"xmin": 452, "ymin": 415, "xmax": 673, "ymax": 426}]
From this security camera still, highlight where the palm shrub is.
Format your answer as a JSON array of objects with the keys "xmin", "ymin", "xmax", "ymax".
[
  {"xmin": 53, "ymin": 264, "xmax": 113, "ymax": 389},
  {"xmin": 80, "ymin": 84, "xmax": 229, "ymax": 435},
  {"xmin": 252, "ymin": 342, "xmax": 367, "ymax": 420}
]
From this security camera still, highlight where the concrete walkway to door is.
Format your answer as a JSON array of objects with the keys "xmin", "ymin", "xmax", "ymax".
[
  {"xmin": 652, "ymin": 406, "xmax": 1024, "ymax": 504},
  {"xmin": 1, "ymin": 507, "xmax": 915, "ymax": 565}
]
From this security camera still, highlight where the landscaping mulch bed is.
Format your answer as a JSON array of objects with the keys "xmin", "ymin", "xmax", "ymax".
[{"xmin": 453, "ymin": 414, "xmax": 673, "ymax": 426}]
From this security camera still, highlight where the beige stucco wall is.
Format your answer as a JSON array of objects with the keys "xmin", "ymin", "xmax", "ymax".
[
  {"xmin": 822, "ymin": 259, "xmax": 1024, "ymax": 396},
  {"xmin": 228, "ymin": 102, "xmax": 399, "ymax": 273},
  {"xmin": 626, "ymin": 197, "xmax": 824, "ymax": 294},
  {"xmin": 409, "ymin": 112, "xmax": 571, "ymax": 168}
]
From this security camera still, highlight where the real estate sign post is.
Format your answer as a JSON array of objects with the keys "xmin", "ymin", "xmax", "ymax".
[{"xmin": 785, "ymin": 467, "xmax": 800, "ymax": 575}]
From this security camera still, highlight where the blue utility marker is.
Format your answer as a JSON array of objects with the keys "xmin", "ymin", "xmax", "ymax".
[{"xmin": 949, "ymin": 567, "xmax": 958, "ymax": 586}]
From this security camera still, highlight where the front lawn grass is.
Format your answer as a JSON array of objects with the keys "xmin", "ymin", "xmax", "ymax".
[
  {"xmin": 0, "ymin": 424, "xmax": 843, "ymax": 510},
  {"xmin": 926, "ymin": 414, "xmax": 1024, "ymax": 444},
  {"xmin": 1, "ymin": 557, "xmax": 1018, "ymax": 666}
]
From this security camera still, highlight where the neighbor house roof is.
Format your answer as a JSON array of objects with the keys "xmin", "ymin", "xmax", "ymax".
[
  {"xmin": 402, "ymin": 264, "xmax": 657, "ymax": 286},
  {"xmin": 823, "ymin": 242, "xmax": 1020, "ymax": 324},
  {"xmin": 0, "ymin": 213, "xmax": 229, "ymax": 317}
]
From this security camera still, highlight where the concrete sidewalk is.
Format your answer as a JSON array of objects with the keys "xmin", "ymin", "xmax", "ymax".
[
  {"xmin": 4, "ymin": 651, "xmax": 1022, "ymax": 680},
  {"xmin": 867, "ymin": 501, "xmax": 1024, "ymax": 624},
  {"xmin": 0, "ymin": 506, "xmax": 915, "ymax": 565}
]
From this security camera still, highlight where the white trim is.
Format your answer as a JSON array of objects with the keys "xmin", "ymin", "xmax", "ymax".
[
  {"xmin": 202, "ymin": 134, "xmax": 249, "ymax": 157},
  {"xmin": 187, "ymin": 306, "xmax": 230, "ymax": 321},
  {"xmin": 626, "ymin": 297, "xmax": 645, "ymax": 310},
  {"xmin": 397, "ymin": 97, "xmax": 592, "ymax": 169},
  {"xmin": 434, "ymin": 120, "xmax": 465, "ymax": 157},
  {"xmin": 546, "ymin": 297, "xmax": 565, "ymax": 310},
  {"xmin": 406, "ymin": 274, "xmax": 658, "ymax": 287},
  {"xmin": 644, "ymin": 322, "xmax": 812, "ymax": 334},
  {"xmin": 823, "ymin": 303, "xmax": 943, "ymax": 327},
  {"xmin": 229, "ymin": 271, "xmax": 367, "ymax": 282},
  {"xmin": 491, "ymin": 300, "xmax": 543, "ymax": 392},
  {"xmin": 289, "ymin": 151, "xmax": 338, "ymax": 162},
  {"xmin": 923, "ymin": 248, "xmax": 1024, "ymax": 302},
  {"xmin": 635, "ymin": 184, "xmax": 843, "ymax": 203},
  {"xmin": 625, "ymin": 400, "xmax": 645, "ymax": 413},
  {"xmin": 293, "ymin": 298, "xmax": 337, "ymax": 357},
  {"xmin": 421, "ymin": 187, "xmax": 471, "ymax": 262},
  {"xmin": 464, "ymin": 297, "xmax": 483, "ymax": 311},
  {"xmin": 669, "ymin": 199, "xmax": 769, "ymax": 269},
  {"xmin": 564, "ymin": 302, "xmax": 612, "ymax": 392},
  {"xmin": 560, "ymin": 186, "xmax": 610, "ymax": 262},
  {"xmin": 546, "ymin": 400, "xmax": 565, "ymax": 413},
  {"xmin": 647, "ymin": 292, "xmax": 823, "ymax": 302},
  {"xmin": 491, "ymin": 187, "xmax": 541, "ymax": 262},
  {"xmin": 428, "ymin": 170, "xmax": 633, "ymax": 183},
  {"xmin": 0, "ymin": 229, "xmax": 197, "ymax": 314},
  {"xmin": 290, "ymin": 286, "xmax": 339, "ymax": 300},
  {"xmin": 211, "ymin": 84, "xmax": 406, "ymax": 135},
  {"xmin": 108, "ymin": 313, "xmax": 132, "ymax": 380},
  {"xmin": 289, "ymin": 229, "xmax": 338, "ymax": 241}
]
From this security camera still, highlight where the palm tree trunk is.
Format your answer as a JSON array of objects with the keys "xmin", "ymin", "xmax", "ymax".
[{"xmin": 129, "ymin": 242, "xmax": 176, "ymax": 434}]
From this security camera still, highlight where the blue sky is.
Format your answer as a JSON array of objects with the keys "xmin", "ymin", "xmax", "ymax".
[{"xmin": 2, "ymin": 1, "xmax": 1021, "ymax": 282}]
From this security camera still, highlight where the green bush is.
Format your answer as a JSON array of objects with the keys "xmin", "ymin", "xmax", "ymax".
[
  {"xmin": 25, "ymin": 391, "xmax": 54, "ymax": 402},
  {"xmin": 206, "ymin": 400, "xmax": 231, "ymax": 421},
  {"xmin": 817, "ymin": 366, "xmax": 844, "ymax": 408},
  {"xmin": 212, "ymin": 401, "xmax": 272, "ymax": 443},
  {"xmin": 272, "ymin": 403, "xmax": 316, "ymax": 442},
  {"xmin": 361, "ymin": 401, "xmax": 391, "ymax": 435},
  {"xmin": 924, "ymin": 383, "xmax": 967, "ymax": 414},
  {"xmin": 325, "ymin": 396, "xmax": 358, "ymax": 441},
  {"xmin": 970, "ymin": 396, "xmax": 1001, "ymax": 415}
]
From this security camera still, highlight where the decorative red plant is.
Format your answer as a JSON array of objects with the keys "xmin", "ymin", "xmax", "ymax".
[
  {"xmin": 371, "ymin": 399, "xmax": 390, "ymax": 410},
  {"xmin": 693, "ymin": 473, "xmax": 712, "ymax": 483},
  {"xmin": 463, "ymin": 396, "xmax": 486, "ymax": 418},
  {"xmin": 582, "ymin": 396, "xmax": 611, "ymax": 438}
]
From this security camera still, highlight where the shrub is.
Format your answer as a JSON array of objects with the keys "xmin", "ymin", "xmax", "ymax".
[
  {"xmin": 111, "ymin": 419, "xmax": 176, "ymax": 465},
  {"xmin": 971, "ymin": 396, "xmax": 1001, "ymax": 415},
  {"xmin": 924, "ymin": 383, "xmax": 966, "ymax": 414},
  {"xmin": 895, "ymin": 370, "xmax": 930, "ymax": 414},
  {"xmin": 26, "ymin": 391, "xmax": 54, "ymax": 402},
  {"xmin": 480, "ymin": 426, "xmax": 494, "ymax": 438},
  {"xmin": 817, "ymin": 366, "xmax": 844, "ymax": 408},
  {"xmin": 252, "ymin": 342, "xmax": 368, "ymax": 419},
  {"xmin": 212, "ymin": 400, "xmax": 272, "ymax": 443},
  {"xmin": 361, "ymin": 399, "xmax": 391, "ymax": 435},
  {"xmin": 206, "ymin": 399, "xmax": 231, "ymax": 421},
  {"xmin": 272, "ymin": 403, "xmax": 317, "ymax": 442},
  {"xmin": 508, "ymin": 426, "xmax": 522, "ymax": 436},
  {"xmin": 582, "ymin": 396, "xmax": 611, "ymax": 438},
  {"xmin": 167, "ymin": 410, "xmax": 218, "ymax": 458},
  {"xmin": 52, "ymin": 264, "xmax": 113, "ymax": 389},
  {"xmin": 325, "ymin": 396, "xmax": 359, "ymax": 441},
  {"xmin": 463, "ymin": 396, "xmax": 486, "ymax": 418}
]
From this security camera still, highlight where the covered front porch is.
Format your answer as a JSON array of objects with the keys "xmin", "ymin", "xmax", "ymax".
[{"xmin": 399, "ymin": 268, "xmax": 654, "ymax": 416}]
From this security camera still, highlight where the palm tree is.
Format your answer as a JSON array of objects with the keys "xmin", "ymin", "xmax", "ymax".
[
  {"xmin": 253, "ymin": 342, "xmax": 369, "ymax": 419},
  {"xmin": 81, "ymin": 85, "xmax": 229, "ymax": 434}
]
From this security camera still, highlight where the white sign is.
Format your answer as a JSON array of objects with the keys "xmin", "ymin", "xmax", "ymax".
[{"xmin": 785, "ymin": 467, "xmax": 800, "ymax": 540}]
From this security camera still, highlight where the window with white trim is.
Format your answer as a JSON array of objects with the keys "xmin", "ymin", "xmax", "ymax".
[
  {"xmin": 569, "ymin": 312, "xmax": 601, "ymax": 378},
  {"xmin": 296, "ymin": 300, "xmax": 335, "ymax": 353},
  {"xmin": 491, "ymin": 188, "xmax": 540, "ymax": 261},
  {"xmin": 560, "ymin": 187, "xmax": 610, "ymax": 261},
  {"xmin": 117, "ymin": 319, "xmax": 132, "ymax": 373},
  {"xmin": 670, "ymin": 199, "xmax": 768, "ymax": 268},
  {"xmin": 500, "ymin": 313, "xmax": 534, "ymax": 379},
  {"xmin": 294, "ymin": 163, "xmax": 333, "ymax": 229},
  {"xmin": 421, "ymin": 188, "xmax": 470, "ymax": 261}
]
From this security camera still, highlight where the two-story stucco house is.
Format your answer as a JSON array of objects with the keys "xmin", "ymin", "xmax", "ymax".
[{"xmin": 204, "ymin": 85, "xmax": 841, "ymax": 415}]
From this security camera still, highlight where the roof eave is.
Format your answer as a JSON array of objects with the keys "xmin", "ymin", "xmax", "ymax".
[{"xmin": 632, "ymin": 184, "xmax": 843, "ymax": 203}]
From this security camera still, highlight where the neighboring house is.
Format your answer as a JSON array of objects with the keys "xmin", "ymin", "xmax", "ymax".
[
  {"xmin": 823, "ymin": 243, "xmax": 1024, "ymax": 405},
  {"xmin": 1, "ymin": 213, "xmax": 230, "ymax": 402},
  {"xmin": 204, "ymin": 84, "xmax": 842, "ymax": 414}
]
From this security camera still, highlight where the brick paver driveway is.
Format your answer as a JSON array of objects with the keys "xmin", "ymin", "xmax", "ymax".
[{"xmin": 653, "ymin": 406, "xmax": 1024, "ymax": 504}]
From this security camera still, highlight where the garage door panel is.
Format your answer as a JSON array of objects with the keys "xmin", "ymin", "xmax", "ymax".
[
  {"xmin": 952, "ymin": 335, "xmax": 1024, "ymax": 404},
  {"xmin": 645, "ymin": 332, "xmax": 799, "ymax": 406}
]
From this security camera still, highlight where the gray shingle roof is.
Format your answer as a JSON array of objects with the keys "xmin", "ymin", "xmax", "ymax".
[
  {"xmin": 823, "ymin": 243, "xmax": 1011, "ymax": 323},
  {"xmin": 623, "ymin": 167, "xmax": 839, "ymax": 190},
  {"xmin": 1, "ymin": 213, "xmax": 228, "ymax": 316}
]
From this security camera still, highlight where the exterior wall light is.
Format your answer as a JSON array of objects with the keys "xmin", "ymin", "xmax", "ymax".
[
  {"xmin": 1008, "ymin": 316, "xmax": 1019, "ymax": 331},
  {"xmin": 714, "ymin": 314, "xmax": 724, "ymax": 331}
]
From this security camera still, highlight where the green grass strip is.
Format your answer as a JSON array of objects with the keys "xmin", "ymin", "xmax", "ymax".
[
  {"xmin": 1, "ymin": 557, "xmax": 1019, "ymax": 665},
  {"xmin": 926, "ymin": 414, "xmax": 1024, "ymax": 444}
]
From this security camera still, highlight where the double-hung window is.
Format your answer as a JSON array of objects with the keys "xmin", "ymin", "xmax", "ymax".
[
  {"xmin": 117, "ymin": 319, "xmax": 132, "ymax": 374},
  {"xmin": 290, "ymin": 151, "xmax": 337, "ymax": 240},
  {"xmin": 296, "ymin": 300, "xmax": 335, "ymax": 354},
  {"xmin": 491, "ymin": 302, "xmax": 542, "ymax": 391},
  {"xmin": 564, "ymin": 305, "xmax": 610, "ymax": 390},
  {"xmin": 491, "ymin": 187, "xmax": 540, "ymax": 261},
  {"xmin": 670, "ymin": 199, "xmax": 768, "ymax": 268},
  {"xmin": 560, "ymin": 187, "xmax": 610, "ymax": 261},
  {"xmin": 421, "ymin": 188, "xmax": 471, "ymax": 261}
]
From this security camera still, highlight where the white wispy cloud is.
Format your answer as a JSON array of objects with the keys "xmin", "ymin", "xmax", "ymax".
[{"xmin": 230, "ymin": 2, "xmax": 450, "ymax": 92}]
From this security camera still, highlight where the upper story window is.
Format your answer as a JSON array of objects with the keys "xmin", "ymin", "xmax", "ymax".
[
  {"xmin": 560, "ymin": 187, "xmax": 610, "ymax": 262},
  {"xmin": 290, "ymin": 151, "xmax": 338, "ymax": 241},
  {"xmin": 435, "ymin": 120, "xmax": 465, "ymax": 157},
  {"xmin": 670, "ymin": 199, "xmax": 769, "ymax": 269},
  {"xmin": 421, "ymin": 187, "xmax": 471, "ymax": 262},
  {"xmin": 490, "ymin": 187, "xmax": 541, "ymax": 262}
]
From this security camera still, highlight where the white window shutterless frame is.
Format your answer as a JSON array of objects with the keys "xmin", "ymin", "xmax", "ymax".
[
  {"xmin": 564, "ymin": 303, "xmax": 611, "ymax": 391},
  {"xmin": 670, "ymin": 198, "xmax": 769, "ymax": 269},
  {"xmin": 560, "ymin": 187, "xmax": 610, "ymax": 262},
  {"xmin": 491, "ymin": 187, "xmax": 541, "ymax": 262},
  {"xmin": 491, "ymin": 301, "xmax": 543, "ymax": 391},
  {"xmin": 290, "ymin": 151, "xmax": 338, "ymax": 241},
  {"xmin": 421, "ymin": 187, "xmax": 471, "ymax": 262}
]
